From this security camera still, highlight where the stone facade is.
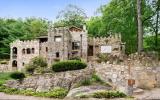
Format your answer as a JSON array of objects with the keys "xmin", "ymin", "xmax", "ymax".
[
  {"xmin": 10, "ymin": 40, "xmax": 40, "ymax": 71},
  {"xmin": 8, "ymin": 26, "xmax": 123, "ymax": 71}
]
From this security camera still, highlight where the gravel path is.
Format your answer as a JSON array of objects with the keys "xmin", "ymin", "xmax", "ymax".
[{"xmin": 134, "ymin": 88, "xmax": 160, "ymax": 100}]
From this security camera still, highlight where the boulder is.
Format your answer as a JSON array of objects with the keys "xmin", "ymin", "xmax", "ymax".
[{"xmin": 67, "ymin": 85, "xmax": 112, "ymax": 97}]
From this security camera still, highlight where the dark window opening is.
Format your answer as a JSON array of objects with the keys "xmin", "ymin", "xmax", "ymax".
[
  {"xmin": 46, "ymin": 47, "xmax": 48, "ymax": 52},
  {"xmin": 22, "ymin": 49, "xmax": 25, "ymax": 54},
  {"xmin": 12, "ymin": 47, "xmax": 17, "ymax": 54},
  {"xmin": 39, "ymin": 38, "xmax": 48, "ymax": 43},
  {"xmin": 88, "ymin": 45, "xmax": 93, "ymax": 56},
  {"xmin": 27, "ymin": 48, "xmax": 31, "ymax": 54},
  {"xmin": 72, "ymin": 42, "xmax": 80, "ymax": 50},
  {"xmin": 22, "ymin": 62, "xmax": 25, "ymax": 66},
  {"xmin": 12, "ymin": 60, "xmax": 17, "ymax": 67},
  {"xmin": 56, "ymin": 52, "xmax": 60, "ymax": 58},
  {"xmin": 32, "ymin": 48, "xmax": 35, "ymax": 54}
]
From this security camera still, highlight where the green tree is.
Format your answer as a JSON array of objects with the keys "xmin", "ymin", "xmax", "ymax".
[{"xmin": 54, "ymin": 4, "xmax": 87, "ymax": 28}]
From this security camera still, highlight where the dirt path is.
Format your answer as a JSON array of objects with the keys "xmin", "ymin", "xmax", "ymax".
[{"xmin": 134, "ymin": 88, "xmax": 160, "ymax": 100}]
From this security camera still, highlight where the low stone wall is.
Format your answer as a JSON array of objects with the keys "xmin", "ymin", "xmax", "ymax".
[
  {"xmin": 6, "ymin": 67, "xmax": 94, "ymax": 92},
  {"xmin": 93, "ymin": 62, "xmax": 160, "ymax": 93},
  {"xmin": 0, "ymin": 64, "xmax": 9, "ymax": 72}
]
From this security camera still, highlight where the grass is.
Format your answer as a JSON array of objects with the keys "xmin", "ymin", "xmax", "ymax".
[
  {"xmin": 79, "ymin": 90, "xmax": 127, "ymax": 98},
  {"xmin": 0, "ymin": 72, "xmax": 12, "ymax": 85},
  {"xmin": 76, "ymin": 73, "xmax": 111, "ymax": 87},
  {"xmin": 0, "ymin": 86, "xmax": 68, "ymax": 99}
]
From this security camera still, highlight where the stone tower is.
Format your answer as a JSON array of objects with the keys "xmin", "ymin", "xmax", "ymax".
[{"xmin": 48, "ymin": 27, "xmax": 72, "ymax": 66}]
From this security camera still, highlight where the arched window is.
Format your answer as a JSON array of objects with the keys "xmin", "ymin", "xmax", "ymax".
[
  {"xmin": 32, "ymin": 48, "xmax": 35, "ymax": 54},
  {"xmin": 22, "ymin": 49, "xmax": 25, "ymax": 54},
  {"xmin": 27, "ymin": 48, "xmax": 31, "ymax": 54},
  {"xmin": 12, "ymin": 60, "xmax": 17, "ymax": 67},
  {"xmin": 12, "ymin": 47, "xmax": 17, "ymax": 54}
]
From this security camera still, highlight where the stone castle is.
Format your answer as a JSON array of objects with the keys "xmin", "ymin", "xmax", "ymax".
[{"xmin": 10, "ymin": 25, "xmax": 124, "ymax": 71}]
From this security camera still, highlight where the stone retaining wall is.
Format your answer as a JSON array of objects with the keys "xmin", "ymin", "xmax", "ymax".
[
  {"xmin": 93, "ymin": 62, "xmax": 160, "ymax": 93},
  {"xmin": 6, "ymin": 67, "xmax": 94, "ymax": 92}
]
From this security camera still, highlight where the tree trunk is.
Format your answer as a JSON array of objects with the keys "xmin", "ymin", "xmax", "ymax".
[
  {"xmin": 137, "ymin": 0, "xmax": 143, "ymax": 54},
  {"xmin": 155, "ymin": 4, "xmax": 159, "ymax": 48}
]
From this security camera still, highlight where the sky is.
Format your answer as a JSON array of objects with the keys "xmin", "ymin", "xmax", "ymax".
[{"xmin": 0, "ymin": 0, "xmax": 110, "ymax": 21}]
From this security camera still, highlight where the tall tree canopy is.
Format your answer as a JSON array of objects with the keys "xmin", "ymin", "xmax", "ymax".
[
  {"xmin": 87, "ymin": 0, "xmax": 154, "ymax": 54},
  {"xmin": 54, "ymin": 4, "xmax": 87, "ymax": 28}
]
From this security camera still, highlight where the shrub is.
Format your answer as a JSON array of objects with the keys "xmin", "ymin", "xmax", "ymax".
[
  {"xmin": 52, "ymin": 60, "xmax": 87, "ymax": 72},
  {"xmin": 31, "ymin": 56, "xmax": 47, "ymax": 68},
  {"xmin": 0, "ymin": 85, "xmax": 68, "ymax": 99},
  {"xmin": 25, "ymin": 56, "xmax": 48, "ymax": 74},
  {"xmin": 96, "ymin": 53, "xmax": 108, "ymax": 63},
  {"xmin": 80, "ymin": 79, "xmax": 92, "ymax": 86},
  {"xmin": 25, "ymin": 64, "xmax": 35, "ymax": 75},
  {"xmin": 93, "ymin": 91, "xmax": 126, "ymax": 98},
  {"xmin": 10, "ymin": 72, "xmax": 25, "ymax": 81},
  {"xmin": 45, "ymin": 88, "xmax": 68, "ymax": 98},
  {"xmin": 69, "ymin": 56, "xmax": 81, "ymax": 61}
]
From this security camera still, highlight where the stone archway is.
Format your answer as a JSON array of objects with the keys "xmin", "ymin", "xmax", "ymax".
[
  {"xmin": 12, "ymin": 60, "xmax": 17, "ymax": 70},
  {"xmin": 12, "ymin": 47, "xmax": 17, "ymax": 54}
]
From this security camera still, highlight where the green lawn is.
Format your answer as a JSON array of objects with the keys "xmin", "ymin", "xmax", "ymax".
[{"xmin": 0, "ymin": 72, "xmax": 12, "ymax": 85}]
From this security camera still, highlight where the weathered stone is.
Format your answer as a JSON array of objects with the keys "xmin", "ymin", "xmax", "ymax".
[
  {"xmin": 6, "ymin": 68, "xmax": 94, "ymax": 92},
  {"xmin": 67, "ymin": 85, "xmax": 112, "ymax": 97}
]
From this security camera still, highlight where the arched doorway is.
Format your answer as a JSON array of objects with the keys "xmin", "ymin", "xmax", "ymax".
[{"xmin": 12, "ymin": 60, "xmax": 17, "ymax": 70}]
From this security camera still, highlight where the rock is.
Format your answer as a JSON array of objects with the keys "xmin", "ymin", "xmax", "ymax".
[
  {"xmin": 133, "ymin": 88, "xmax": 144, "ymax": 95},
  {"xmin": 67, "ymin": 85, "xmax": 112, "ymax": 97},
  {"xmin": 6, "ymin": 68, "xmax": 94, "ymax": 92}
]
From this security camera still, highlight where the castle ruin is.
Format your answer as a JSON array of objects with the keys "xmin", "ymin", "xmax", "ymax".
[{"xmin": 9, "ymin": 26, "xmax": 124, "ymax": 71}]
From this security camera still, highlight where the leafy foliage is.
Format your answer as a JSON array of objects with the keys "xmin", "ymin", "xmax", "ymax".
[
  {"xmin": 0, "ymin": 18, "xmax": 49, "ymax": 59},
  {"xmin": 10, "ymin": 72, "xmax": 25, "ymax": 81},
  {"xmin": 52, "ymin": 60, "xmax": 87, "ymax": 72},
  {"xmin": 0, "ymin": 86, "xmax": 68, "ymax": 99},
  {"xmin": 93, "ymin": 91, "xmax": 126, "ymax": 98},
  {"xmin": 54, "ymin": 4, "xmax": 87, "ymax": 28},
  {"xmin": 25, "ymin": 56, "xmax": 48, "ymax": 74}
]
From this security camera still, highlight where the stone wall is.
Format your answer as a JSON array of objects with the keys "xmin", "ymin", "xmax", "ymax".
[
  {"xmin": 0, "ymin": 64, "xmax": 9, "ymax": 72},
  {"xmin": 92, "ymin": 60, "xmax": 160, "ymax": 93},
  {"xmin": 6, "ymin": 67, "xmax": 94, "ymax": 92}
]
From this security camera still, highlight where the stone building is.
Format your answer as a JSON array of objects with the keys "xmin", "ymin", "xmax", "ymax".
[{"xmin": 9, "ymin": 26, "xmax": 124, "ymax": 71}]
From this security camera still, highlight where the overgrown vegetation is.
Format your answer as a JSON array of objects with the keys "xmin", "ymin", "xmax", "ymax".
[
  {"xmin": 77, "ymin": 73, "xmax": 110, "ymax": 87},
  {"xmin": 10, "ymin": 72, "xmax": 25, "ymax": 82},
  {"xmin": 79, "ymin": 91, "xmax": 126, "ymax": 98},
  {"xmin": 52, "ymin": 60, "xmax": 87, "ymax": 72},
  {"xmin": 92, "ymin": 91, "xmax": 126, "ymax": 98},
  {"xmin": 25, "ymin": 56, "xmax": 48, "ymax": 74},
  {"xmin": 0, "ymin": 86, "xmax": 68, "ymax": 99}
]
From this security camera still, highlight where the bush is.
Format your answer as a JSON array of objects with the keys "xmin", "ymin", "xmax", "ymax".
[
  {"xmin": 69, "ymin": 56, "xmax": 81, "ymax": 61},
  {"xmin": 0, "ymin": 85, "xmax": 68, "ymax": 99},
  {"xmin": 25, "ymin": 56, "xmax": 48, "ymax": 74},
  {"xmin": 80, "ymin": 79, "xmax": 92, "ymax": 86},
  {"xmin": 93, "ymin": 91, "xmax": 126, "ymax": 98},
  {"xmin": 10, "ymin": 72, "xmax": 25, "ymax": 81},
  {"xmin": 25, "ymin": 64, "xmax": 35, "ymax": 75},
  {"xmin": 52, "ymin": 60, "xmax": 87, "ymax": 72}
]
